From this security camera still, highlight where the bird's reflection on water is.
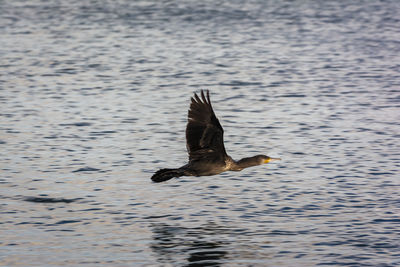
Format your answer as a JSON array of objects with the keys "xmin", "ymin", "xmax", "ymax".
[{"xmin": 150, "ymin": 222, "xmax": 231, "ymax": 266}]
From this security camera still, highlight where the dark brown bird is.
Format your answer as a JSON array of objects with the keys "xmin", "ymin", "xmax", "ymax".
[{"xmin": 151, "ymin": 90, "xmax": 280, "ymax": 183}]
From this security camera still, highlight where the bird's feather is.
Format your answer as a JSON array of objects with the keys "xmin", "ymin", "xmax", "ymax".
[{"xmin": 186, "ymin": 90, "xmax": 227, "ymax": 162}]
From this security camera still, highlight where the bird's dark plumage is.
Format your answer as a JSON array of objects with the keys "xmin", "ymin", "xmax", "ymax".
[
  {"xmin": 151, "ymin": 90, "xmax": 280, "ymax": 183},
  {"xmin": 186, "ymin": 90, "xmax": 226, "ymax": 162}
]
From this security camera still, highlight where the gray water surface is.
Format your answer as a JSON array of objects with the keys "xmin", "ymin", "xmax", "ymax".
[{"xmin": 1, "ymin": 0, "xmax": 399, "ymax": 266}]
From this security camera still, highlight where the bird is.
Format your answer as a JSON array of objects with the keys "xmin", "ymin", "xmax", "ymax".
[{"xmin": 151, "ymin": 90, "xmax": 281, "ymax": 183}]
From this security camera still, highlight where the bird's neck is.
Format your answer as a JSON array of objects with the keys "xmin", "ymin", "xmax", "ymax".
[{"xmin": 231, "ymin": 156, "xmax": 261, "ymax": 171}]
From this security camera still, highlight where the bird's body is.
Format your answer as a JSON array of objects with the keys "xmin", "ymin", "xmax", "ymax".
[{"xmin": 151, "ymin": 90, "xmax": 280, "ymax": 183}]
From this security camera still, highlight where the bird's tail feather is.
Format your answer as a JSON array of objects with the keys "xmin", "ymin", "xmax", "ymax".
[{"xmin": 151, "ymin": 168, "xmax": 185, "ymax": 183}]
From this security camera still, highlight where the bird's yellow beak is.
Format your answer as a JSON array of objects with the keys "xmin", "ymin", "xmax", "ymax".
[{"xmin": 264, "ymin": 157, "xmax": 281, "ymax": 164}]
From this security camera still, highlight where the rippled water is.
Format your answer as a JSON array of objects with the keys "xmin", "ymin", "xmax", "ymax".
[{"xmin": 1, "ymin": 0, "xmax": 400, "ymax": 266}]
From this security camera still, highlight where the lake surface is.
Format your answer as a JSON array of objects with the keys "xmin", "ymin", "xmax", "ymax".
[{"xmin": 1, "ymin": 0, "xmax": 399, "ymax": 266}]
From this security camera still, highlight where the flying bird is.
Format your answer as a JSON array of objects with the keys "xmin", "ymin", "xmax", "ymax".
[{"xmin": 151, "ymin": 90, "xmax": 280, "ymax": 183}]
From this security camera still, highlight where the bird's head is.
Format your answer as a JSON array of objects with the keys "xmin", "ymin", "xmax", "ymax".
[
  {"xmin": 255, "ymin": 155, "xmax": 281, "ymax": 165},
  {"xmin": 235, "ymin": 154, "xmax": 281, "ymax": 170}
]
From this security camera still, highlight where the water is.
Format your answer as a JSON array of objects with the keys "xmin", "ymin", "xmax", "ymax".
[{"xmin": 1, "ymin": 0, "xmax": 399, "ymax": 266}]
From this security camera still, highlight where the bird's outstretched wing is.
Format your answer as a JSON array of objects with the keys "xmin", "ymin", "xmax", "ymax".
[{"xmin": 186, "ymin": 90, "xmax": 227, "ymax": 161}]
